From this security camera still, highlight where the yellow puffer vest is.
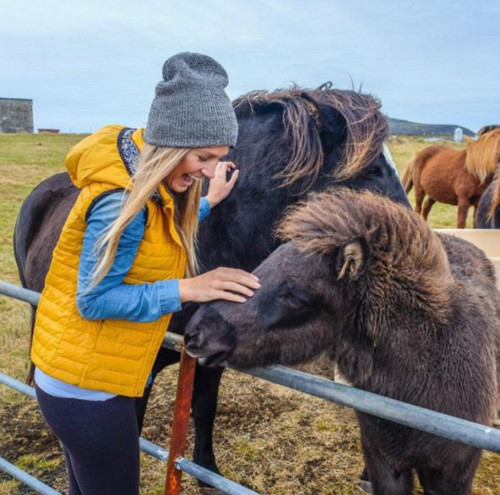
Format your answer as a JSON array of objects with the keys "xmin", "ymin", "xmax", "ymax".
[{"xmin": 31, "ymin": 125, "xmax": 186, "ymax": 397}]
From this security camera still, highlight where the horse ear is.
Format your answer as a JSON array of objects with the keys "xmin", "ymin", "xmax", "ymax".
[
  {"xmin": 300, "ymin": 92, "xmax": 347, "ymax": 152},
  {"xmin": 334, "ymin": 240, "xmax": 366, "ymax": 281}
]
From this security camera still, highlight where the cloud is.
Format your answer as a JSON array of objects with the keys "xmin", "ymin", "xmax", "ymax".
[{"xmin": 1, "ymin": 0, "xmax": 498, "ymax": 132}]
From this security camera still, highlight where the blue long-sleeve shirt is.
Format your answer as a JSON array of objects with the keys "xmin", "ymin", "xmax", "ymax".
[
  {"xmin": 35, "ymin": 192, "xmax": 211, "ymax": 399},
  {"xmin": 76, "ymin": 192, "xmax": 210, "ymax": 321}
]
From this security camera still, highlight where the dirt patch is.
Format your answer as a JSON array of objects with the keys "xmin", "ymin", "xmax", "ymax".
[{"xmin": 0, "ymin": 400, "xmax": 66, "ymax": 493}]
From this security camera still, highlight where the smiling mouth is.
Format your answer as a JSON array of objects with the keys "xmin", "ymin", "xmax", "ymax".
[
  {"xmin": 181, "ymin": 174, "xmax": 204, "ymax": 185},
  {"xmin": 181, "ymin": 174, "xmax": 194, "ymax": 186}
]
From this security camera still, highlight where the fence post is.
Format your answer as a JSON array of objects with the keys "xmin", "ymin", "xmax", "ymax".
[{"xmin": 164, "ymin": 348, "xmax": 197, "ymax": 495}]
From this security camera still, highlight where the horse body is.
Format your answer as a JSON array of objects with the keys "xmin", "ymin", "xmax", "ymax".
[
  {"xmin": 403, "ymin": 129, "xmax": 500, "ymax": 228},
  {"xmin": 185, "ymin": 189, "xmax": 500, "ymax": 495},
  {"xmin": 14, "ymin": 87, "xmax": 409, "ymax": 484},
  {"xmin": 403, "ymin": 145, "xmax": 491, "ymax": 228}
]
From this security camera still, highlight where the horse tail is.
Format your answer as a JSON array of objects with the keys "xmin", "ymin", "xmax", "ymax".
[
  {"xmin": 402, "ymin": 157, "xmax": 415, "ymax": 193},
  {"xmin": 465, "ymin": 128, "xmax": 500, "ymax": 181},
  {"xmin": 13, "ymin": 187, "xmax": 48, "ymax": 385},
  {"xmin": 13, "ymin": 190, "xmax": 48, "ymax": 289}
]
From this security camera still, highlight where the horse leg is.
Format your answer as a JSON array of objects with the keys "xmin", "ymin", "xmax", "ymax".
[
  {"xmin": 134, "ymin": 346, "xmax": 180, "ymax": 433},
  {"xmin": 360, "ymin": 432, "xmax": 413, "ymax": 495},
  {"xmin": 417, "ymin": 450, "xmax": 480, "ymax": 495},
  {"xmin": 191, "ymin": 364, "xmax": 225, "ymax": 488},
  {"xmin": 457, "ymin": 197, "xmax": 471, "ymax": 228},
  {"xmin": 414, "ymin": 186, "xmax": 425, "ymax": 216},
  {"xmin": 421, "ymin": 197, "xmax": 435, "ymax": 222},
  {"xmin": 27, "ymin": 306, "xmax": 38, "ymax": 385}
]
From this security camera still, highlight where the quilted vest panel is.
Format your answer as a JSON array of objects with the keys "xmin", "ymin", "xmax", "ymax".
[{"xmin": 31, "ymin": 182, "xmax": 186, "ymax": 397}]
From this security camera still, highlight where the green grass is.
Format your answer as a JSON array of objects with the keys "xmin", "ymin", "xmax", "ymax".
[{"xmin": 0, "ymin": 134, "xmax": 84, "ymax": 283}]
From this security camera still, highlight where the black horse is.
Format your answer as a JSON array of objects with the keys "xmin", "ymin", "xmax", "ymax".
[
  {"xmin": 14, "ymin": 85, "xmax": 409, "ymax": 488},
  {"xmin": 476, "ymin": 175, "xmax": 500, "ymax": 228},
  {"xmin": 477, "ymin": 124, "xmax": 500, "ymax": 137},
  {"xmin": 475, "ymin": 127, "xmax": 500, "ymax": 228}
]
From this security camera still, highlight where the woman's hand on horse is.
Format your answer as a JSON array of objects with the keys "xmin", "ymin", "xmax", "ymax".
[
  {"xmin": 204, "ymin": 161, "xmax": 239, "ymax": 208},
  {"xmin": 179, "ymin": 268, "xmax": 260, "ymax": 303}
]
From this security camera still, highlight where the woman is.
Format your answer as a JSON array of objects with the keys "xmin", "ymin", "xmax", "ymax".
[{"xmin": 31, "ymin": 52, "xmax": 259, "ymax": 495}]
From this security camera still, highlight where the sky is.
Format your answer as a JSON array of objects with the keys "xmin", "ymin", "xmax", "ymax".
[{"xmin": 1, "ymin": 0, "xmax": 499, "ymax": 133}]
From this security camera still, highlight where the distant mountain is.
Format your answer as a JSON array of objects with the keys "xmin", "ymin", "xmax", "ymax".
[{"xmin": 388, "ymin": 117, "xmax": 475, "ymax": 137}]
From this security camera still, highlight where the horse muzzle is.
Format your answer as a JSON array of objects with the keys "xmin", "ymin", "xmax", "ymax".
[{"xmin": 184, "ymin": 305, "xmax": 237, "ymax": 367}]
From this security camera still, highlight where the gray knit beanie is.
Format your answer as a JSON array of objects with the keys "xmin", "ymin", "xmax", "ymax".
[{"xmin": 144, "ymin": 52, "xmax": 238, "ymax": 148}]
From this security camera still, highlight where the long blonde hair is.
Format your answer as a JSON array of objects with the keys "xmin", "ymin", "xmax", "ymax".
[{"xmin": 91, "ymin": 143, "xmax": 202, "ymax": 288}]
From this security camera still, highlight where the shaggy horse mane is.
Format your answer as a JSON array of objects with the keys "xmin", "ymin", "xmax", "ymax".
[
  {"xmin": 277, "ymin": 189, "xmax": 452, "ymax": 293},
  {"xmin": 465, "ymin": 128, "xmax": 500, "ymax": 181},
  {"xmin": 233, "ymin": 85, "xmax": 388, "ymax": 189}
]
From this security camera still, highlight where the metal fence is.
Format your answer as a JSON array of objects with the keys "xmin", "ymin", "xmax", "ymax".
[{"xmin": 1, "ymin": 280, "xmax": 500, "ymax": 495}]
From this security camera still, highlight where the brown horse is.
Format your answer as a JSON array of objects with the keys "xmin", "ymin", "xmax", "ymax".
[{"xmin": 403, "ymin": 129, "xmax": 500, "ymax": 228}]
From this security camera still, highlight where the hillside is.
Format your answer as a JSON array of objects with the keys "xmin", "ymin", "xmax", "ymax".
[{"xmin": 388, "ymin": 117, "xmax": 475, "ymax": 137}]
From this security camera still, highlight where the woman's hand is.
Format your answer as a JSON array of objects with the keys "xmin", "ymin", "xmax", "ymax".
[
  {"xmin": 178, "ymin": 267, "xmax": 260, "ymax": 303},
  {"xmin": 204, "ymin": 161, "xmax": 239, "ymax": 208}
]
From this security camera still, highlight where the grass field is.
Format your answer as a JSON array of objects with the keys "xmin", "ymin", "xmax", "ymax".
[{"xmin": 0, "ymin": 133, "xmax": 498, "ymax": 495}]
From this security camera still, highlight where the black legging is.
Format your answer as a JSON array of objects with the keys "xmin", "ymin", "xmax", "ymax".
[{"xmin": 35, "ymin": 386, "xmax": 140, "ymax": 495}]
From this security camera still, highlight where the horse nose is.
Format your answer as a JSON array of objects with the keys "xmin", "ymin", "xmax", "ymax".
[
  {"xmin": 184, "ymin": 327, "xmax": 205, "ymax": 355},
  {"xmin": 184, "ymin": 305, "xmax": 237, "ymax": 361}
]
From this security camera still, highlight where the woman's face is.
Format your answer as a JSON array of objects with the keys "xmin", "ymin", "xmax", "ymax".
[{"xmin": 166, "ymin": 145, "xmax": 229, "ymax": 193}]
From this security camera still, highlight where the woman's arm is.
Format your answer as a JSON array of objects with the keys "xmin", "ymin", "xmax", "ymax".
[
  {"xmin": 76, "ymin": 192, "xmax": 182, "ymax": 322},
  {"xmin": 77, "ymin": 183, "xmax": 258, "ymax": 323}
]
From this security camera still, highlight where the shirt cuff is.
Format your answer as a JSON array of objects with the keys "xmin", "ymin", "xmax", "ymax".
[
  {"xmin": 198, "ymin": 197, "xmax": 211, "ymax": 222},
  {"xmin": 157, "ymin": 279, "xmax": 182, "ymax": 314}
]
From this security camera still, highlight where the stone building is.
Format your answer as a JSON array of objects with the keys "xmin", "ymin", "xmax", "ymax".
[{"xmin": 0, "ymin": 98, "xmax": 34, "ymax": 133}]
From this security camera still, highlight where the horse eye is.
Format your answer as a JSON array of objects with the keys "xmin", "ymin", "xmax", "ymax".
[
  {"xmin": 365, "ymin": 165, "xmax": 384, "ymax": 178},
  {"xmin": 279, "ymin": 288, "xmax": 311, "ymax": 309}
]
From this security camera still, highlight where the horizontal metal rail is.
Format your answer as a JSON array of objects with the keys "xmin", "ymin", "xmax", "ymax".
[
  {"xmin": 246, "ymin": 367, "xmax": 500, "ymax": 453},
  {"xmin": 0, "ymin": 281, "xmax": 39, "ymax": 306},
  {"xmin": 0, "ymin": 457, "xmax": 62, "ymax": 495}
]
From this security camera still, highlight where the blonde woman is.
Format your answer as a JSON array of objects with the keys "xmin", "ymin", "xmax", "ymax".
[{"xmin": 30, "ymin": 52, "xmax": 259, "ymax": 495}]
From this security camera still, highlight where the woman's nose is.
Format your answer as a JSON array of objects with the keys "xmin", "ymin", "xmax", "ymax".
[{"xmin": 201, "ymin": 163, "xmax": 217, "ymax": 179}]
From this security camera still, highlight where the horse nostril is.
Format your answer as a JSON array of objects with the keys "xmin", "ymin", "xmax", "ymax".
[
  {"xmin": 184, "ymin": 331, "xmax": 195, "ymax": 347},
  {"xmin": 184, "ymin": 329, "xmax": 204, "ymax": 351}
]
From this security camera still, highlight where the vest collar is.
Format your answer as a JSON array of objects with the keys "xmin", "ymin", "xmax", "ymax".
[{"xmin": 118, "ymin": 127, "xmax": 171, "ymax": 208}]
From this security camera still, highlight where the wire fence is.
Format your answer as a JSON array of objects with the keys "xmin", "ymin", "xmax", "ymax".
[{"xmin": 1, "ymin": 280, "xmax": 500, "ymax": 495}]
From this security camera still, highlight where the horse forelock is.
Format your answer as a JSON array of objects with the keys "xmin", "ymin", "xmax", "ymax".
[
  {"xmin": 276, "ymin": 189, "xmax": 452, "ymax": 293},
  {"xmin": 319, "ymin": 90, "xmax": 388, "ymax": 180},
  {"xmin": 233, "ymin": 86, "xmax": 388, "ymax": 190},
  {"xmin": 465, "ymin": 128, "xmax": 500, "ymax": 181}
]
